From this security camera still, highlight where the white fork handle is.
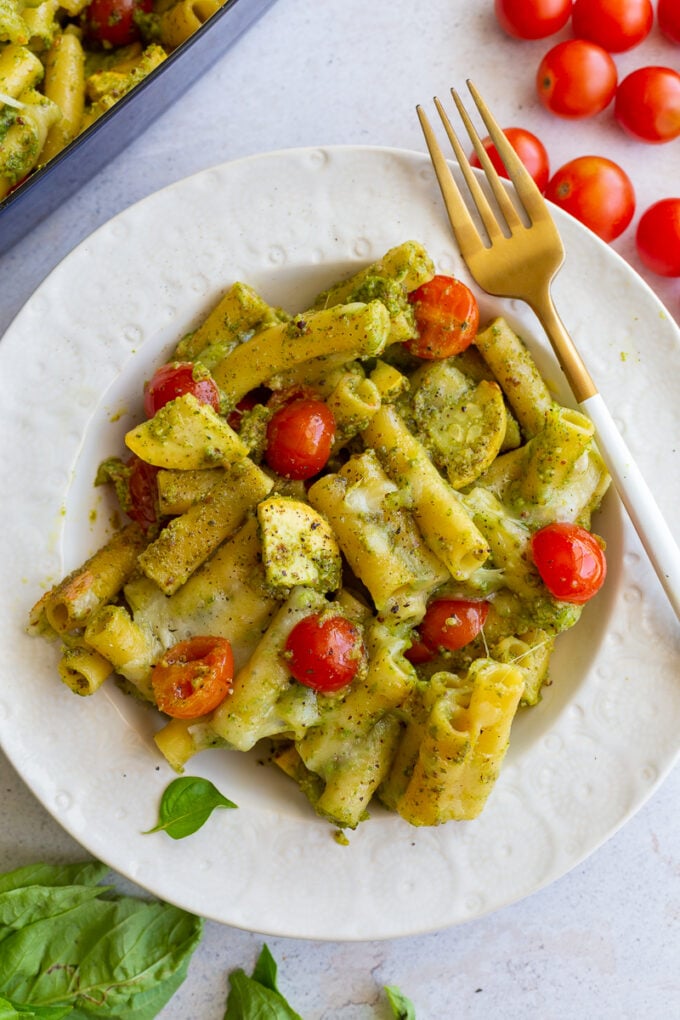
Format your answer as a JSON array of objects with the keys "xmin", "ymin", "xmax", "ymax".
[{"xmin": 580, "ymin": 392, "xmax": 680, "ymax": 621}]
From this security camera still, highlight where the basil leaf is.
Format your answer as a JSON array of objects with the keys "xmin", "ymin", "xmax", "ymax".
[
  {"xmin": 224, "ymin": 969, "xmax": 303, "ymax": 1020},
  {"xmin": 251, "ymin": 944, "xmax": 279, "ymax": 992},
  {"xmin": 144, "ymin": 776, "xmax": 237, "ymax": 839},
  {"xmin": 385, "ymin": 985, "xmax": 417, "ymax": 1019},
  {"xmin": 0, "ymin": 886, "xmax": 107, "ymax": 944},
  {"xmin": 0, "ymin": 874, "xmax": 203, "ymax": 1020},
  {"xmin": 0, "ymin": 996, "xmax": 72, "ymax": 1019},
  {"xmin": 224, "ymin": 945, "xmax": 303, "ymax": 1020},
  {"xmin": 0, "ymin": 863, "xmax": 108, "ymax": 897}
]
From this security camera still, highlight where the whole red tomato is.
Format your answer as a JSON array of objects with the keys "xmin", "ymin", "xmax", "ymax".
[
  {"xmin": 494, "ymin": 0, "xmax": 572, "ymax": 39},
  {"xmin": 537, "ymin": 40, "xmax": 618, "ymax": 118},
  {"xmin": 635, "ymin": 199, "xmax": 680, "ymax": 276},
  {"xmin": 83, "ymin": 0, "xmax": 152, "ymax": 47},
  {"xmin": 658, "ymin": 0, "xmax": 680, "ymax": 44},
  {"xmin": 545, "ymin": 156, "xmax": 635, "ymax": 242},
  {"xmin": 470, "ymin": 126, "xmax": 551, "ymax": 192},
  {"xmin": 571, "ymin": 0, "xmax": 653, "ymax": 52},
  {"xmin": 614, "ymin": 67, "xmax": 680, "ymax": 144}
]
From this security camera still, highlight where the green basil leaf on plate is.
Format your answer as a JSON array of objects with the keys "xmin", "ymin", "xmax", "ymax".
[{"xmin": 144, "ymin": 775, "xmax": 237, "ymax": 839}]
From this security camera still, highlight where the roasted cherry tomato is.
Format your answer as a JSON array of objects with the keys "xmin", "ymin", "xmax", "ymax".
[
  {"xmin": 470, "ymin": 126, "xmax": 550, "ymax": 193},
  {"xmin": 226, "ymin": 386, "xmax": 270, "ymax": 430},
  {"xmin": 636, "ymin": 198, "xmax": 680, "ymax": 277},
  {"xmin": 571, "ymin": 0, "xmax": 653, "ymax": 53},
  {"xmin": 143, "ymin": 361, "xmax": 221, "ymax": 418},
  {"xmin": 265, "ymin": 398, "xmax": 336, "ymax": 479},
  {"xmin": 614, "ymin": 67, "xmax": 680, "ymax": 144},
  {"xmin": 284, "ymin": 613, "xmax": 366, "ymax": 693},
  {"xmin": 531, "ymin": 522, "xmax": 607, "ymax": 603},
  {"xmin": 126, "ymin": 455, "xmax": 159, "ymax": 532},
  {"xmin": 418, "ymin": 599, "xmax": 490, "ymax": 653},
  {"xmin": 151, "ymin": 636, "xmax": 234, "ymax": 718},
  {"xmin": 658, "ymin": 0, "xmax": 680, "ymax": 44},
  {"xmin": 404, "ymin": 634, "xmax": 436, "ymax": 665},
  {"xmin": 545, "ymin": 155, "xmax": 635, "ymax": 242},
  {"xmin": 82, "ymin": 0, "xmax": 152, "ymax": 47},
  {"xmin": 537, "ymin": 40, "xmax": 618, "ymax": 118},
  {"xmin": 494, "ymin": 0, "xmax": 572, "ymax": 39},
  {"xmin": 406, "ymin": 275, "xmax": 479, "ymax": 360}
]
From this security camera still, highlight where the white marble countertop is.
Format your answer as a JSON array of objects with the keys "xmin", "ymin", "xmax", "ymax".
[{"xmin": 1, "ymin": 1, "xmax": 678, "ymax": 1016}]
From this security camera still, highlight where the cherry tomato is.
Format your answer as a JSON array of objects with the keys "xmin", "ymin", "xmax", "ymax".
[
  {"xmin": 143, "ymin": 362, "xmax": 221, "ymax": 418},
  {"xmin": 545, "ymin": 155, "xmax": 635, "ymax": 242},
  {"xmin": 404, "ymin": 634, "xmax": 436, "ymax": 665},
  {"xmin": 265, "ymin": 398, "xmax": 336, "ymax": 480},
  {"xmin": 418, "ymin": 599, "xmax": 490, "ymax": 653},
  {"xmin": 82, "ymin": 0, "xmax": 152, "ymax": 47},
  {"xmin": 635, "ymin": 198, "xmax": 680, "ymax": 277},
  {"xmin": 494, "ymin": 0, "xmax": 572, "ymax": 39},
  {"xmin": 470, "ymin": 126, "xmax": 551, "ymax": 193},
  {"xmin": 658, "ymin": 0, "xmax": 680, "ymax": 44},
  {"xmin": 531, "ymin": 523, "xmax": 606, "ymax": 603},
  {"xmin": 284, "ymin": 614, "xmax": 366, "ymax": 693},
  {"xmin": 226, "ymin": 386, "xmax": 270, "ymax": 430},
  {"xmin": 614, "ymin": 67, "xmax": 680, "ymax": 144},
  {"xmin": 406, "ymin": 275, "xmax": 479, "ymax": 360},
  {"xmin": 571, "ymin": 0, "xmax": 653, "ymax": 53},
  {"xmin": 537, "ymin": 40, "xmax": 617, "ymax": 119},
  {"xmin": 152, "ymin": 636, "xmax": 234, "ymax": 718},
  {"xmin": 126, "ymin": 455, "xmax": 159, "ymax": 532}
]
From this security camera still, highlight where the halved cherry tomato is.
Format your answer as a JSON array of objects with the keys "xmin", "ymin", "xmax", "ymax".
[
  {"xmin": 635, "ymin": 198, "xmax": 680, "ymax": 277},
  {"xmin": 494, "ymin": 0, "xmax": 572, "ymax": 39},
  {"xmin": 143, "ymin": 362, "xmax": 221, "ymax": 418},
  {"xmin": 470, "ymin": 126, "xmax": 550, "ymax": 193},
  {"xmin": 418, "ymin": 599, "xmax": 490, "ymax": 653},
  {"xmin": 265, "ymin": 398, "xmax": 336, "ymax": 479},
  {"xmin": 571, "ymin": 0, "xmax": 653, "ymax": 53},
  {"xmin": 284, "ymin": 614, "xmax": 366, "ymax": 693},
  {"xmin": 82, "ymin": 0, "xmax": 152, "ymax": 47},
  {"xmin": 545, "ymin": 156, "xmax": 635, "ymax": 242},
  {"xmin": 658, "ymin": 0, "xmax": 680, "ymax": 44},
  {"xmin": 614, "ymin": 67, "xmax": 680, "ymax": 144},
  {"xmin": 126, "ymin": 455, "xmax": 159, "ymax": 532},
  {"xmin": 537, "ymin": 40, "xmax": 618, "ymax": 118},
  {"xmin": 152, "ymin": 636, "xmax": 234, "ymax": 718},
  {"xmin": 531, "ymin": 522, "xmax": 606, "ymax": 603},
  {"xmin": 406, "ymin": 275, "xmax": 479, "ymax": 360}
]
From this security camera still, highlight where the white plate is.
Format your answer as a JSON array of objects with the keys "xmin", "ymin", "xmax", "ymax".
[{"xmin": 1, "ymin": 146, "xmax": 679, "ymax": 940}]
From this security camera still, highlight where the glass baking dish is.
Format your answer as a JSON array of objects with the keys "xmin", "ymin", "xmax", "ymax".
[{"xmin": 0, "ymin": 0, "xmax": 279, "ymax": 255}]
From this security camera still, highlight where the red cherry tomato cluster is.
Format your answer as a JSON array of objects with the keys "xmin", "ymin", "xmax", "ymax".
[{"xmin": 493, "ymin": 0, "xmax": 680, "ymax": 274}]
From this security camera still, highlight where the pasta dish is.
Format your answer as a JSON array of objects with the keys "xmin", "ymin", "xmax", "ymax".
[{"xmin": 29, "ymin": 241, "xmax": 610, "ymax": 830}]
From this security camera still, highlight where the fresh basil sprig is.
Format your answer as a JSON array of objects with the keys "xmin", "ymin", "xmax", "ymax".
[
  {"xmin": 0, "ymin": 861, "xmax": 202, "ymax": 1019},
  {"xmin": 224, "ymin": 945, "xmax": 417, "ymax": 1019},
  {"xmin": 386, "ymin": 984, "xmax": 417, "ymax": 1019},
  {"xmin": 144, "ymin": 775, "xmax": 237, "ymax": 839},
  {"xmin": 225, "ymin": 945, "xmax": 303, "ymax": 1020}
]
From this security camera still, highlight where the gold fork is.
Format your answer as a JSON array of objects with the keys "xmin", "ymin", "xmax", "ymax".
[{"xmin": 418, "ymin": 80, "xmax": 680, "ymax": 621}]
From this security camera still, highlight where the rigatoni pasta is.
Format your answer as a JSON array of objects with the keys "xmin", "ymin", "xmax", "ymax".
[{"xmin": 29, "ymin": 241, "xmax": 610, "ymax": 830}]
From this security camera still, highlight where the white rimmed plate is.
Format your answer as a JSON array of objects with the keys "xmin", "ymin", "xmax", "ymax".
[{"xmin": 1, "ymin": 146, "xmax": 678, "ymax": 940}]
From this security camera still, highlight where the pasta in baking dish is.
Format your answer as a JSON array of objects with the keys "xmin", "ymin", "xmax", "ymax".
[
  {"xmin": 29, "ymin": 241, "xmax": 610, "ymax": 829},
  {"xmin": 0, "ymin": 0, "xmax": 230, "ymax": 198}
]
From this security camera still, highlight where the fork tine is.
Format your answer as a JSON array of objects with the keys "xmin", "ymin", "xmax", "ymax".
[
  {"xmin": 431, "ymin": 98, "xmax": 507, "ymax": 244},
  {"xmin": 416, "ymin": 103, "xmax": 485, "ymax": 260},
  {"xmin": 449, "ymin": 89, "xmax": 525, "ymax": 234},
  {"xmin": 464, "ymin": 79, "xmax": 548, "ymax": 225}
]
